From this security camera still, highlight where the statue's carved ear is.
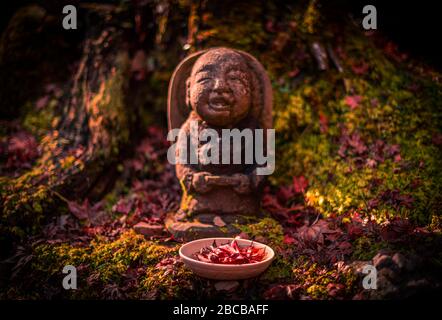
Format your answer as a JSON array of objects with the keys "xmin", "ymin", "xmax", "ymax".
[{"xmin": 186, "ymin": 77, "xmax": 191, "ymax": 109}]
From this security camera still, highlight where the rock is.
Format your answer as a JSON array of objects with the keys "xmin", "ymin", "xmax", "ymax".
[
  {"xmin": 165, "ymin": 212, "xmax": 241, "ymax": 242},
  {"xmin": 133, "ymin": 222, "xmax": 164, "ymax": 237},
  {"xmin": 375, "ymin": 278, "xmax": 399, "ymax": 299},
  {"xmin": 263, "ymin": 284, "xmax": 301, "ymax": 300},
  {"xmin": 214, "ymin": 281, "xmax": 240, "ymax": 293},
  {"xmin": 403, "ymin": 253, "xmax": 420, "ymax": 272},
  {"xmin": 378, "ymin": 267, "xmax": 400, "ymax": 283},
  {"xmin": 392, "ymin": 252, "xmax": 406, "ymax": 270},
  {"xmin": 373, "ymin": 253, "xmax": 395, "ymax": 269},
  {"xmin": 406, "ymin": 278, "xmax": 431, "ymax": 289},
  {"xmin": 349, "ymin": 260, "xmax": 371, "ymax": 276}
]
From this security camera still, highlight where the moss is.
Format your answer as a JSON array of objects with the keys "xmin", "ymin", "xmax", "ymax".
[
  {"xmin": 351, "ymin": 236, "xmax": 388, "ymax": 261},
  {"xmin": 302, "ymin": 0, "xmax": 321, "ymax": 35},
  {"xmin": 235, "ymin": 217, "xmax": 284, "ymax": 247},
  {"xmin": 267, "ymin": 21, "xmax": 442, "ymax": 226},
  {"xmin": 86, "ymin": 51, "xmax": 131, "ymax": 158},
  {"xmin": 429, "ymin": 215, "xmax": 442, "ymax": 232},
  {"xmin": 31, "ymin": 230, "xmax": 178, "ymax": 287},
  {"xmin": 2, "ymin": 0, "xmax": 442, "ymax": 300},
  {"xmin": 179, "ymin": 177, "xmax": 193, "ymax": 215},
  {"xmin": 32, "ymin": 243, "xmax": 91, "ymax": 275},
  {"xmin": 260, "ymin": 256, "xmax": 293, "ymax": 283},
  {"xmin": 59, "ymin": 155, "xmax": 83, "ymax": 170},
  {"xmin": 1, "ymin": 175, "xmax": 52, "ymax": 238},
  {"xmin": 0, "ymin": 51, "xmax": 133, "ymax": 242},
  {"xmin": 139, "ymin": 262, "xmax": 196, "ymax": 299},
  {"xmin": 195, "ymin": 2, "xmax": 270, "ymax": 53},
  {"xmin": 292, "ymin": 256, "xmax": 358, "ymax": 299},
  {"xmin": 21, "ymin": 98, "xmax": 57, "ymax": 137}
]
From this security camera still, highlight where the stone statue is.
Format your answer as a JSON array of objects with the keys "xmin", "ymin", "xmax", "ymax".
[{"xmin": 166, "ymin": 47, "xmax": 273, "ymax": 241}]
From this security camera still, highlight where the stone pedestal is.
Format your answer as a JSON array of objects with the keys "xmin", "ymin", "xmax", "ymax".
[{"xmin": 165, "ymin": 211, "xmax": 261, "ymax": 242}]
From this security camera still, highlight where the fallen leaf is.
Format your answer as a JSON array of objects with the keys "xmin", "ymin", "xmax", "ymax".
[
  {"xmin": 67, "ymin": 199, "xmax": 104, "ymax": 224},
  {"xmin": 344, "ymin": 95, "xmax": 363, "ymax": 110},
  {"xmin": 351, "ymin": 61, "xmax": 369, "ymax": 75},
  {"xmin": 293, "ymin": 176, "xmax": 308, "ymax": 194},
  {"xmin": 213, "ymin": 216, "xmax": 226, "ymax": 227},
  {"xmin": 283, "ymin": 234, "xmax": 296, "ymax": 244}
]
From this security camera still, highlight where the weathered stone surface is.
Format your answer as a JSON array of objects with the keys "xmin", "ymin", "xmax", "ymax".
[
  {"xmin": 133, "ymin": 222, "xmax": 164, "ymax": 237},
  {"xmin": 392, "ymin": 252, "xmax": 406, "ymax": 270},
  {"xmin": 165, "ymin": 212, "xmax": 246, "ymax": 242},
  {"xmin": 373, "ymin": 253, "xmax": 395, "ymax": 270},
  {"xmin": 348, "ymin": 260, "xmax": 371, "ymax": 276},
  {"xmin": 359, "ymin": 250, "xmax": 441, "ymax": 299},
  {"xmin": 166, "ymin": 47, "xmax": 273, "ymax": 240},
  {"xmin": 214, "ymin": 280, "xmax": 240, "ymax": 292}
]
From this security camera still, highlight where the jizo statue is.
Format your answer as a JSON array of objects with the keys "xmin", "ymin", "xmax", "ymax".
[{"xmin": 166, "ymin": 47, "xmax": 273, "ymax": 241}]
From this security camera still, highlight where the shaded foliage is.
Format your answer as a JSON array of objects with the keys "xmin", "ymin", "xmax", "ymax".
[{"xmin": 1, "ymin": 0, "xmax": 441, "ymax": 300}]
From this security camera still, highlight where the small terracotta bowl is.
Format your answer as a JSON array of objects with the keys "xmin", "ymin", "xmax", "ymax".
[{"xmin": 179, "ymin": 237, "xmax": 275, "ymax": 280}]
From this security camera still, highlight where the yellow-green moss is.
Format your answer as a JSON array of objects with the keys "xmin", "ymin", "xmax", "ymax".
[
  {"xmin": 260, "ymin": 256, "xmax": 293, "ymax": 283},
  {"xmin": 86, "ymin": 51, "xmax": 131, "ymax": 158},
  {"xmin": 235, "ymin": 217, "xmax": 284, "ymax": 247},
  {"xmin": 32, "ymin": 230, "xmax": 178, "ymax": 284},
  {"xmin": 22, "ymin": 98, "xmax": 57, "ymax": 137},
  {"xmin": 292, "ymin": 257, "xmax": 358, "ymax": 299},
  {"xmin": 351, "ymin": 236, "xmax": 388, "ymax": 261},
  {"xmin": 269, "ymin": 24, "xmax": 442, "ymax": 225},
  {"xmin": 139, "ymin": 262, "xmax": 196, "ymax": 299}
]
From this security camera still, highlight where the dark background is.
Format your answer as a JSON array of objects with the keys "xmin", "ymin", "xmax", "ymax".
[{"xmin": 1, "ymin": 0, "xmax": 441, "ymax": 70}]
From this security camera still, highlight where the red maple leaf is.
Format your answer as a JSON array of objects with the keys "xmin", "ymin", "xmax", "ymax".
[
  {"xmin": 262, "ymin": 193, "xmax": 289, "ymax": 220},
  {"xmin": 296, "ymin": 219, "xmax": 336, "ymax": 246},
  {"xmin": 67, "ymin": 199, "xmax": 103, "ymax": 223},
  {"xmin": 351, "ymin": 61, "xmax": 369, "ymax": 75},
  {"xmin": 276, "ymin": 185, "xmax": 295, "ymax": 203},
  {"xmin": 319, "ymin": 113, "xmax": 329, "ymax": 133},
  {"xmin": 5, "ymin": 131, "xmax": 39, "ymax": 169},
  {"xmin": 344, "ymin": 95, "xmax": 363, "ymax": 110},
  {"xmin": 348, "ymin": 133, "xmax": 367, "ymax": 155},
  {"xmin": 293, "ymin": 176, "xmax": 308, "ymax": 194},
  {"xmin": 112, "ymin": 199, "xmax": 132, "ymax": 215},
  {"xmin": 283, "ymin": 234, "xmax": 296, "ymax": 244}
]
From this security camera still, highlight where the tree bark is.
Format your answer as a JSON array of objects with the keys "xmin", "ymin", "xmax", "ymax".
[{"xmin": 0, "ymin": 4, "xmax": 140, "ymax": 246}]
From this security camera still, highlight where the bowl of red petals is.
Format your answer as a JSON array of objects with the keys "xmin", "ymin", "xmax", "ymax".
[{"xmin": 179, "ymin": 237, "xmax": 275, "ymax": 280}]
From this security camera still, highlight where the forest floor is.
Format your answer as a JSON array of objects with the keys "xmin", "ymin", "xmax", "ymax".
[{"xmin": 1, "ymin": 1, "xmax": 441, "ymax": 299}]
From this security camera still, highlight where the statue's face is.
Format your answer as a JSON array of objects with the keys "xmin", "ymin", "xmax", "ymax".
[{"xmin": 188, "ymin": 49, "xmax": 252, "ymax": 127}]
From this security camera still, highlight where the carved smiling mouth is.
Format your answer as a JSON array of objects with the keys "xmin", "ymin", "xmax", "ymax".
[{"xmin": 209, "ymin": 96, "xmax": 231, "ymax": 111}]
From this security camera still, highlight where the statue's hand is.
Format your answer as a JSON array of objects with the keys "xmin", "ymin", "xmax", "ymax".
[
  {"xmin": 189, "ymin": 172, "xmax": 254, "ymax": 194},
  {"xmin": 232, "ymin": 173, "xmax": 252, "ymax": 194},
  {"xmin": 192, "ymin": 172, "xmax": 212, "ymax": 193}
]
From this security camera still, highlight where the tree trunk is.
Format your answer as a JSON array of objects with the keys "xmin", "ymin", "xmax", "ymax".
[{"xmin": 0, "ymin": 4, "xmax": 140, "ymax": 246}]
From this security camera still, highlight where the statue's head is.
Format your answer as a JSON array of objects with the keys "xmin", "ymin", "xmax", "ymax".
[{"xmin": 186, "ymin": 48, "xmax": 253, "ymax": 127}]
